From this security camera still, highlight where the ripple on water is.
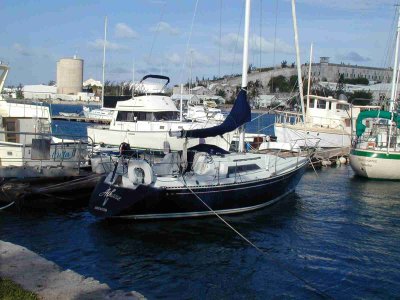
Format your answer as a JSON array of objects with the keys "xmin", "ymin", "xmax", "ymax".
[{"xmin": 1, "ymin": 166, "xmax": 400, "ymax": 298}]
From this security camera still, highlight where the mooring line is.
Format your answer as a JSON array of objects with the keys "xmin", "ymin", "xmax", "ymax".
[
  {"xmin": 181, "ymin": 176, "xmax": 332, "ymax": 299},
  {"xmin": 308, "ymin": 156, "xmax": 319, "ymax": 178},
  {"xmin": 0, "ymin": 201, "xmax": 15, "ymax": 211}
]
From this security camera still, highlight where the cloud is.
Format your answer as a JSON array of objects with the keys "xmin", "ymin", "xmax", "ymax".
[
  {"xmin": 336, "ymin": 51, "xmax": 371, "ymax": 62},
  {"xmin": 216, "ymin": 33, "xmax": 293, "ymax": 55},
  {"xmin": 88, "ymin": 39, "xmax": 127, "ymax": 51},
  {"xmin": 150, "ymin": 22, "xmax": 180, "ymax": 36},
  {"xmin": 165, "ymin": 49, "xmax": 213, "ymax": 67},
  {"xmin": 13, "ymin": 43, "xmax": 31, "ymax": 56},
  {"xmin": 165, "ymin": 53, "xmax": 181, "ymax": 65},
  {"xmin": 115, "ymin": 23, "xmax": 138, "ymax": 39}
]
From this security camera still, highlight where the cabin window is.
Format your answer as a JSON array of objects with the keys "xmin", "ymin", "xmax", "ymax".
[
  {"xmin": 337, "ymin": 104, "xmax": 347, "ymax": 110},
  {"xmin": 317, "ymin": 100, "xmax": 326, "ymax": 109},
  {"xmin": 116, "ymin": 111, "xmax": 155, "ymax": 122},
  {"xmin": 154, "ymin": 111, "xmax": 179, "ymax": 121},
  {"xmin": 116, "ymin": 111, "xmax": 136, "ymax": 122},
  {"xmin": 4, "ymin": 118, "xmax": 18, "ymax": 143},
  {"xmin": 227, "ymin": 164, "xmax": 261, "ymax": 177}
]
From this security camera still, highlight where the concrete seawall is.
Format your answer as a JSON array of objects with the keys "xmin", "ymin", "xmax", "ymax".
[{"xmin": 0, "ymin": 240, "xmax": 144, "ymax": 300}]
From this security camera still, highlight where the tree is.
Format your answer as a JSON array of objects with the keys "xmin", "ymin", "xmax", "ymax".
[
  {"xmin": 346, "ymin": 90, "xmax": 373, "ymax": 105},
  {"xmin": 247, "ymin": 81, "xmax": 260, "ymax": 100},
  {"xmin": 268, "ymin": 75, "xmax": 289, "ymax": 92},
  {"xmin": 343, "ymin": 77, "xmax": 369, "ymax": 85},
  {"xmin": 16, "ymin": 83, "xmax": 23, "ymax": 99},
  {"xmin": 291, "ymin": 62, "xmax": 295, "ymax": 68},
  {"xmin": 48, "ymin": 80, "xmax": 56, "ymax": 86},
  {"xmin": 289, "ymin": 75, "xmax": 298, "ymax": 90},
  {"xmin": 216, "ymin": 89, "xmax": 226, "ymax": 98},
  {"xmin": 281, "ymin": 60, "xmax": 288, "ymax": 68}
]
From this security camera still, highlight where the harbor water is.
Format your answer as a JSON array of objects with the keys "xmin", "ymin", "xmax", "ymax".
[{"xmin": 1, "ymin": 105, "xmax": 400, "ymax": 299}]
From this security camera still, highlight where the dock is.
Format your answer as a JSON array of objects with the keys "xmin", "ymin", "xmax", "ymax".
[{"xmin": 52, "ymin": 115, "xmax": 111, "ymax": 124}]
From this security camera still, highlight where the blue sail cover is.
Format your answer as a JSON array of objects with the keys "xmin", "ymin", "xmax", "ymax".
[{"xmin": 181, "ymin": 89, "xmax": 251, "ymax": 138}]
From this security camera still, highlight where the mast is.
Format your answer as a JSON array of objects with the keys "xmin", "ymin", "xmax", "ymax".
[
  {"xmin": 101, "ymin": 16, "xmax": 108, "ymax": 108},
  {"xmin": 238, "ymin": 0, "xmax": 251, "ymax": 153},
  {"xmin": 291, "ymin": 0, "xmax": 306, "ymax": 123},
  {"xmin": 390, "ymin": 11, "xmax": 400, "ymax": 112},
  {"xmin": 306, "ymin": 43, "xmax": 313, "ymax": 121},
  {"xmin": 387, "ymin": 10, "xmax": 400, "ymax": 153},
  {"xmin": 180, "ymin": 84, "xmax": 183, "ymax": 122}
]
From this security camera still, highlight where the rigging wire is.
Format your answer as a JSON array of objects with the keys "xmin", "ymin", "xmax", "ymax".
[
  {"xmin": 271, "ymin": 0, "xmax": 280, "ymax": 93},
  {"xmin": 377, "ymin": 5, "xmax": 399, "ymax": 102},
  {"xmin": 179, "ymin": 0, "xmax": 200, "ymax": 86},
  {"xmin": 230, "ymin": 2, "xmax": 245, "ymax": 76},
  {"xmin": 148, "ymin": 1, "xmax": 167, "ymax": 64},
  {"xmin": 219, "ymin": 0, "xmax": 223, "ymax": 78}
]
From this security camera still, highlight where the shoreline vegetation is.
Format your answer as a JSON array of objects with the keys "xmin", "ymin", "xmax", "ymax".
[{"xmin": 0, "ymin": 277, "xmax": 38, "ymax": 300}]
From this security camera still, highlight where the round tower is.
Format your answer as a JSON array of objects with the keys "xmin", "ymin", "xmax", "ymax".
[{"xmin": 56, "ymin": 56, "xmax": 83, "ymax": 94}]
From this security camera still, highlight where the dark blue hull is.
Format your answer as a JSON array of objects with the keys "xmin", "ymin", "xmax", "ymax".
[{"xmin": 89, "ymin": 162, "xmax": 307, "ymax": 219}]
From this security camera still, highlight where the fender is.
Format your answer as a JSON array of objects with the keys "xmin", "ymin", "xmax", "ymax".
[{"xmin": 127, "ymin": 160, "xmax": 154, "ymax": 185}]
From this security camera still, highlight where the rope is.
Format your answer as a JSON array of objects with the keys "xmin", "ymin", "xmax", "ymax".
[
  {"xmin": 0, "ymin": 201, "xmax": 15, "ymax": 211},
  {"xmin": 180, "ymin": 174, "xmax": 332, "ymax": 299}
]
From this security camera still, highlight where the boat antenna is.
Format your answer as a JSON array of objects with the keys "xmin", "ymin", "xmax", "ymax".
[
  {"xmin": 101, "ymin": 16, "xmax": 107, "ymax": 109},
  {"xmin": 291, "ymin": 0, "xmax": 306, "ymax": 124},
  {"xmin": 238, "ymin": 0, "xmax": 251, "ymax": 153}
]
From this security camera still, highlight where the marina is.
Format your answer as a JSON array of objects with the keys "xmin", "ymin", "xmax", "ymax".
[{"xmin": 2, "ymin": 0, "xmax": 400, "ymax": 299}]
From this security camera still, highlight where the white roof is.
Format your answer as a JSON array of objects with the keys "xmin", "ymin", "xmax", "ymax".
[
  {"xmin": 83, "ymin": 78, "xmax": 102, "ymax": 87},
  {"xmin": 22, "ymin": 84, "xmax": 57, "ymax": 93},
  {"xmin": 116, "ymin": 94, "xmax": 178, "ymax": 112}
]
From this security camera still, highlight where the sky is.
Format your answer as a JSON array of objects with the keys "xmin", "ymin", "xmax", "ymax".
[{"xmin": 1, "ymin": 0, "xmax": 399, "ymax": 86}]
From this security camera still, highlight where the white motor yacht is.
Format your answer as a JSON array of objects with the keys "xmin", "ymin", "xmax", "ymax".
[
  {"xmin": 87, "ymin": 75, "xmax": 263, "ymax": 152},
  {"xmin": 274, "ymin": 94, "xmax": 366, "ymax": 148}
]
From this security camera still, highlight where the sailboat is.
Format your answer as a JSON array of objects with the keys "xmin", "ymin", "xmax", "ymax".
[
  {"xmin": 349, "ymin": 12, "xmax": 400, "ymax": 180},
  {"xmin": 88, "ymin": 0, "xmax": 314, "ymax": 219}
]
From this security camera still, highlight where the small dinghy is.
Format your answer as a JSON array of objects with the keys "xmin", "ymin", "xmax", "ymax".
[{"xmin": 59, "ymin": 112, "xmax": 80, "ymax": 117}]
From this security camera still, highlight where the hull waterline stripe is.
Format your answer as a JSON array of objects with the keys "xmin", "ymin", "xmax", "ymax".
[
  {"xmin": 114, "ymin": 189, "xmax": 294, "ymax": 220},
  {"xmin": 351, "ymin": 149, "xmax": 400, "ymax": 160}
]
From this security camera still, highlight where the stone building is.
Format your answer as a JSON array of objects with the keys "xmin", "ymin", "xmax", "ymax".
[{"xmin": 303, "ymin": 57, "xmax": 392, "ymax": 83}]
